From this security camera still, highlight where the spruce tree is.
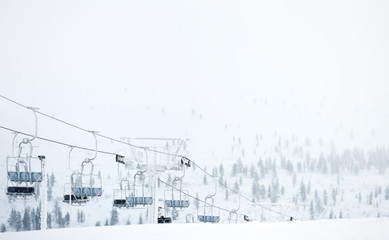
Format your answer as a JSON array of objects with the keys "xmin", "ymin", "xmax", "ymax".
[
  {"xmin": 47, "ymin": 213, "xmax": 52, "ymax": 229},
  {"xmin": 8, "ymin": 209, "xmax": 17, "ymax": 230},
  {"xmin": 64, "ymin": 213, "xmax": 70, "ymax": 227},
  {"xmin": 309, "ymin": 200, "xmax": 315, "ymax": 220},
  {"xmin": 1, "ymin": 223, "xmax": 6, "ymax": 232},
  {"xmin": 110, "ymin": 209, "xmax": 119, "ymax": 226},
  {"xmin": 22, "ymin": 208, "xmax": 31, "ymax": 231},
  {"xmin": 323, "ymin": 190, "xmax": 328, "ymax": 205},
  {"xmin": 138, "ymin": 215, "xmax": 143, "ymax": 224},
  {"xmin": 15, "ymin": 211, "xmax": 22, "ymax": 231}
]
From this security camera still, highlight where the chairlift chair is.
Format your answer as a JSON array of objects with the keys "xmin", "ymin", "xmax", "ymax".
[
  {"xmin": 164, "ymin": 157, "xmax": 190, "ymax": 209},
  {"xmin": 197, "ymin": 181, "xmax": 220, "ymax": 223},
  {"xmin": 113, "ymin": 179, "xmax": 131, "ymax": 208},
  {"xmin": 6, "ymin": 134, "xmax": 45, "ymax": 199}
]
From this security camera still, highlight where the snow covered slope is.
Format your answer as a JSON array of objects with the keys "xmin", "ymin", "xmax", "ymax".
[{"xmin": 2, "ymin": 218, "xmax": 389, "ymax": 240}]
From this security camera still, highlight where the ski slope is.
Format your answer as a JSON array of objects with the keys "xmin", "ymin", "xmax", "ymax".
[{"xmin": 2, "ymin": 218, "xmax": 389, "ymax": 240}]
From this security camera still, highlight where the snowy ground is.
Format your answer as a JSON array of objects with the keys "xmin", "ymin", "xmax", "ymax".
[{"xmin": 2, "ymin": 218, "xmax": 389, "ymax": 240}]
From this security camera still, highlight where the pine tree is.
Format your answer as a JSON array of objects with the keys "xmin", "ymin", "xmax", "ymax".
[
  {"xmin": 309, "ymin": 200, "xmax": 315, "ymax": 220},
  {"xmin": 138, "ymin": 215, "xmax": 143, "ymax": 224},
  {"xmin": 225, "ymin": 189, "xmax": 229, "ymax": 200},
  {"xmin": 8, "ymin": 209, "xmax": 17, "ymax": 230},
  {"xmin": 57, "ymin": 209, "xmax": 64, "ymax": 228},
  {"xmin": 300, "ymin": 181, "xmax": 306, "ymax": 202},
  {"xmin": 104, "ymin": 219, "xmax": 109, "ymax": 226},
  {"xmin": 50, "ymin": 172, "xmax": 56, "ymax": 186},
  {"xmin": 15, "ymin": 211, "xmax": 22, "ymax": 231},
  {"xmin": 110, "ymin": 209, "xmax": 119, "ymax": 226},
  {"xmin": 1, "ymin": 223, "xmax": 6, "ymax": 232},
  {"xmin": 332, "ymin": 188, "xmax": 337, "ymax": 205},
  {"xmin": 35, "ymin": 205, "xmax": 41, "ymax": 230},
  {"xmin": 329, "ymin": 209, "xmax": 334, "ymax": 219},
  {"xmin": 219, "ymin": 164, "xmax": 224, "ymax": 176},
  {"xmin": 22, "ymin": 207, "xmax": 31, "ymax": 231},
  {"xmin": 95, "ymin": 221, "xmax": 101, "ymax": 227},
  {"xmin": 234, "ymin": 181, "xmax": 240, "ymax": 192},
  {"xmin": 385, "ymin": 186, "xmax": 389, "ymax": 200},
  {"xmin": 203, "ymin": 174, "xmax": 208, "ymax": 185},
  {"xmin": 126, "ymin": 218, "xmax": 131, "ymax": 225},
  {"xmin": 31, "ymin": 209, "xmax": 36, "ymax": 230},
  {"xmin": 339, "ymin": 211, "xmax": 343, "ymax": 219},
  {"xmin": 323, "ymin": 190, "xmax": 328, "ymax": 205},
  {"xmin": 64, "ymin": 212, "xmax": 70, "ymax": 227},
  {"xmin": 47, "ymin": 184, "xmax": 53, "ymax": 201},
  {"xmin": 47, "ymin": 213, "xmax": 52, "ymax": 229}
]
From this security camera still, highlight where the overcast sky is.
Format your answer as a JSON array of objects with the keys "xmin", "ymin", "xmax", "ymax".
[{"xmin": 1, "ymin": 0, "xmax": 389, "ymax": 158}]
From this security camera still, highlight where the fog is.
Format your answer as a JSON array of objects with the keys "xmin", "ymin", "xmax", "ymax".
[{"xmin": 1, "ymin": 0, "xmax": 389, "ymax": 162}]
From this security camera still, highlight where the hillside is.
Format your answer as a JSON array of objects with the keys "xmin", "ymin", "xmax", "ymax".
[{"xmin": 2, "ymin": 218, "xmax": 389, "ymax": 240}]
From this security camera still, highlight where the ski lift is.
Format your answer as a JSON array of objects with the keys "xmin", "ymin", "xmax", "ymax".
[
  {"xmin": 164, "ymin": 157, "xmax": 190, "ymax": 209},
  {"xmin": 113, "ymin": 179, "xmax": 131, "ymax": 208},
  {"xmin": 128, "ymin": 148, "xmax": 153, "ymax": 208},
  {"xmin": 186, "ymin": 213, "xmax": 194, "ymax": 223},
  {"xmin": 228, "ymin": 194, "xmax": 240, "ymax": 223},
  {"xmin": 197, "ymin": 180, "xmax": 220, "ymax": 223},
  {"xmin": 63, "ymin": 131, "xmax": 102, "ymax": 205},
  {"xmin": 6, "ymin": 108, "xmax": 45, "ymax": 199}
]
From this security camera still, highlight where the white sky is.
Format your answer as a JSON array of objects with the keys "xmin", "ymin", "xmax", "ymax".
[{"xmin": 1, "ymin": 0, "xmax": 389, "ymax": 156}]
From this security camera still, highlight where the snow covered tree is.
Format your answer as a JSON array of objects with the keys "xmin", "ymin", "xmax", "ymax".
[
  {"xmin": 126, "ymin": 218, "xmax": 131, "ymax": 225},
  {"xmin": 219, "ymin": 163, "xmax": 224, "ymax": 176},
  {"xmin": 8, "ymin": 209, "xmax": 17, "ymax": 230},
  {"xmin": 1, "ymin": 223, "xmax": 6, "ymax": 232},
  {"xmin": 195, "ymin": 193, "xmax": 200, "ymax": 209},
  {"xmin": 22, "ymin": 208, "xmax": 31, "ymax": 231},
  {"xmin": 225, "ymin": 189, "xmax": 229, "ymax": 200},
  {"xmin": 234, "ymin": 180, "xmax": 240, "ymax": 192},
  {"xmin": 64, "ymin": 212, "xmax": 70, "ymax": 227},
  {"xmin": 385, "ymin": 186, "xmax": 389, "ymax": 200},
  {"xmin": 300, "ymin": 181, "xmax": 306, "ymax": 202},
  {"xmin": 138, "ymin": 215, "xmax": 143, "ymax": 225},
  {"xmin": 110, "ymin": 209, "xmax": 119, "ymax": 226},
  {"xmin": 50, "ymin": 172, "xmax": 56, "ymax": 186},
  {"xmin": 332, "ymin": 188, "xmax": 337, "ymax": 205},
  {"xmin": 47, "ymin": 213, "xmax": 52, "ymax": 229},
  {"xmin": 329, "ymin": 210, "xmax": 334, "ymax": 219},
  {"xmin": 15, "ymin": 211, "xmax": 22, "ymax": 231},
  {"xmin": 339, "ymin": 210, "xmax": 343, "ymax": 219},
  {"xmin": 323, "ymin": 190, "xmax": 328, "ymax": 205},
  {"xmin": 203, "ymin": 174, "xmax": 208, "ymax": 185},
  {"xmin": 47, "ymin": 184, "xmax": 53, "ymax": 201},
  {"xmin": 95, "ymin": 221, "xmax": 101, "ymax": 227},
  {"xmin": 104, "ymin": 219, "xmax": 109, "ymax": 226},
  {"xmin": 309, "ymin": 200, "xmax": 315, "ymax": 220}
]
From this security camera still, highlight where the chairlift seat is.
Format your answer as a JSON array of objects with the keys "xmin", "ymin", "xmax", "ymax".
[
  {"xmin": 31, "ymin": 172, "xmax": 42, "ymax": 182},
  {"xmin": 72, "ymin": 187, "xmax": 82, "ymax": 196},
  {"xmin": 7, "ymin": 186, "xmax": 35, "ymax": 195},
  {"xmin": 8, "ymin": 172, "xmax": 18, "ymax": 181},
  {"xmin": 63, "ymin": 194, "xmax": 89, "ymax": 204},
  {"xmin": 82, "ymin": 187, "xmax": 92, "ymax": 196},
  {"xmin": 113, "ymin": 199, "xmax": 127, "ymax": 207},
  {"xmin": 165, "ymin": 200, "xmax": 189, "ymax": 208},
  {"xmin": 92, "ymin": 188, "xmax": 102, "ymax": 196},
  {"xmin": 19, "ymin": 172, "xmax": 31, "ymax": 181}
]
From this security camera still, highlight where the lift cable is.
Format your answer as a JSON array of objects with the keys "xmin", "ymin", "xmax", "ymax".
[
  {"xmin": 0, "ymin": 125, "xmax": 118, "ymax": 156},
  {"xmin": 1, "ymin": 94, "xmax": 298, "ymax": 221},
  {"xmin": 158, "ymin": 178, "xmax": 247, "ymax": 218},
  {"xmin": 0, "ymin": 94, "xmax": 186, "ymax": 158},
  {"xmin": 191, "ymin": 161, "xmax": 300, "ymax": 221}
]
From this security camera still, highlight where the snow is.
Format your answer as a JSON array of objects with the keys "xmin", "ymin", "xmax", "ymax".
[{"xmin": 2, "ymin": 218, "xmax": 389, "ymax": 240}]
